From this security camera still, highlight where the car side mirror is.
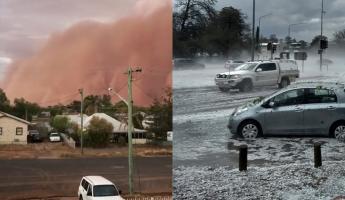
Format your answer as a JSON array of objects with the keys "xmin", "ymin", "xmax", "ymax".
[
  {"xmin": 269, "ymin": 101, "xmax": 276, "ymax": 108},
  {"xmin": 256, "ymin": 68, "xmax": 262, "ymax": 72}
]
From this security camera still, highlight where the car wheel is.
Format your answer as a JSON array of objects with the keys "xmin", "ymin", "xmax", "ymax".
[
  {"xmin": 332, "ymin": 123, "xmax": 345, "ymax": 141},
  {"xmin": 239, "ymin": 79, "xmax": 253, "ymax": 92},
  {"xmin": 239, "ymin": 121, "xmax": 261, "ymax": 139},
  {"xmin": 279, "ymin": 78, "xmax": 290, "ymax": 88},
  {"xmin": 79, "ymin": 195, "xmax": 83, "ymax": 200},
  {"xmin": 219, "ymin": 87, "xmax": 230, "ymax": 92}
]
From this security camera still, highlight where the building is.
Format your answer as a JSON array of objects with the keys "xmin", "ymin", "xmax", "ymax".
[
  {"xmin": 0, "ymin": 111, "xmax": 31, "ymax": 144},
  {"xmin": 85, "ymin": 113, "xmax": 148, "ymax": 144},
  {"xmin": 62, "ymin": 114, "xmax": 88, "ymax": 127}
]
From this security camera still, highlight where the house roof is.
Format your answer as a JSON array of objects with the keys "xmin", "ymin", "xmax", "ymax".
[
  {"xmin": 85, "ymin": 113, "xmax": 146, "ymax": 133},
  {"xmin": 62, "ymin": 114, "xmax": 88, "ymax": 126},
  {"xmin": 0, "ymin": 111, "xmax": 31, "ymax": 125}
]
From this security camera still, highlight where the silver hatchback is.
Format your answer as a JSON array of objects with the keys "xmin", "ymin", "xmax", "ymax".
[{"xmin": 228, "ymin": 81, "xmax": 345, "ymax": 139}]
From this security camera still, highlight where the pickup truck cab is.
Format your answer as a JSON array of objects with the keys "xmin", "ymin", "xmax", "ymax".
[{"xmin": 215, "ymin": 60, "xmax": 299, "ymax": 92}]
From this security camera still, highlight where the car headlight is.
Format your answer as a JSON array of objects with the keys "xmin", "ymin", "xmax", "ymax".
[{"xmin": 233, "ymin": 107, "xmax": 248, "ymax": 116}]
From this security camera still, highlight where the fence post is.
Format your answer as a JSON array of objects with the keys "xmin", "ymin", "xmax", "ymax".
[
  {"xmin": 314, "ymin": 142, "xmax": 322, "ymax": 168},
  {"xmin": 239, "ymin": 144, "xmax": 248, "ymax": 171}
]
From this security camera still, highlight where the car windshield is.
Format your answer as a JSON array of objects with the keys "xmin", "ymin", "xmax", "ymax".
[
  {"xmin": 93, "ymin": 185, "xmax": 118, "ymax": 197},
  {"xmin": 51, "ymin": 133, "xmax": 59, "ymax": 136},
  {"xmin": 261, "ymin": 90, "xmax": 283, "ymax": 103},
  {"xmin": 234, "ymin": 63, "xmax": 257, "ymax": 71}
]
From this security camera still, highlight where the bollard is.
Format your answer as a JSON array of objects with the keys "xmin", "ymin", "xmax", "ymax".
[
  {"xmin": 314, "ymin": 142, "xmax": 322, "ymax": 168},
  {"xmin": 239, "ymin": 144, "xmax": 248, "ymax": 171}
]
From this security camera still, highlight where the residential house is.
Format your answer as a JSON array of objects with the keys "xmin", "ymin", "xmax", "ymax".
[
  {"xmin": 0, "ymin": 111, "xmax": 31, "ymax": 144},
  {"xmin": 85, "ymin": 113, "xmax": 147, "ymax": 144}
]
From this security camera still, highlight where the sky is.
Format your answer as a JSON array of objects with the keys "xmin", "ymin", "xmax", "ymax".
[{"xmin": 216, "ymin": 0, "xmax": 345, "ymax": 43}]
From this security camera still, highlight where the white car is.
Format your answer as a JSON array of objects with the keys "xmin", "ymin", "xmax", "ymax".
[
  {"xmin": 49, "ymin": 133, "xmax": 61, "ymax": 142},
  {"xmin": 78, "ymin": 176, "xmax": 124, "ymax": 200}
]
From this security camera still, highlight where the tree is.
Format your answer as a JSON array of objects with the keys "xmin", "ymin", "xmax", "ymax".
[
  {"xmin": 51, "ymin": 116, "xmax": 71, "ymax": 133},
  {"xmin": 83, "ymin": 95, "xmax": 100, "ymax": 115},
  {"xmin": 269, "ymin": 34, "xmax": 278, "ymax": 43},
  {"xmin": 298, "ymin": 40, "xmax": 308, "ymax": 49},
  {"xmin": 175, "ymin": 0, "xmax": 217, "ymax": 32},
  {"xmin": 173, "ymin": 0, "xmax": 217, "ymax": 57},
  {"xmin": 0, "ymin": 88, "xmax": 10, "ymax": 112},
  {"xmin": 66, "ymin": 100, "xmax": 81, "ymax": 113},
  {"xmin": 334, "ymin": 29, "xmax": 345, "ymax": 46},
  {"xmin": 310, "ymin": 35, "xmax": 328, "ymax": 49},
  {"xmin": 12, "ymin": 98, "xmax": 40, "ymax": 121},
  {"xmin": 86, "ymin": 116, "xmax": 113, "ymax": 147},
  {"xmin": 47, "ymin": 104, "xmax": 65, "ymax": 117},
  {"xmin": 83, "ymin": 94, "xmax": 114, "ymax": 115},
  {"xmin": 146, "ymin": 88, "xmax": 172, "ymax": 140},
  {"xmin": 201, "ymin": 6, "xmax": 249, "ymax": 58}
]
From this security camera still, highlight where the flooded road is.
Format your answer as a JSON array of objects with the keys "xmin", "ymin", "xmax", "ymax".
[{"xmin": 173, "ymin": 62, "xmax": 345, "ymax": 169}]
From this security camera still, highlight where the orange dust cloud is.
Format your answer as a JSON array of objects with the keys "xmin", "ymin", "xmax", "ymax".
[{"xmin": 2, "ymin": 0, "xmax": 172, "ymax": 107}]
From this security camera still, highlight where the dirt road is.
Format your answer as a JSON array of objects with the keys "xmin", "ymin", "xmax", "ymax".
[{"xmin": 0, "ymin": 157, "xmax": 171, "ymax": 200}]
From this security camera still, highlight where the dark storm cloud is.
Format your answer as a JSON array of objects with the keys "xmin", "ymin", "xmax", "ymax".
[{"xmin": 216, "ymin": 0, "xmax": 345, "ymax": 42}]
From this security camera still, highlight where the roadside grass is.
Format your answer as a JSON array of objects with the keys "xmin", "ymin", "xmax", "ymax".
[{"xmin": 0, "ymin": 143, "xmax": 172, "ymax": 159}]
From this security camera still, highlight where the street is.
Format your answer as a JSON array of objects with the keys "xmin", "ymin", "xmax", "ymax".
[
  {"xmin": 173, "ymin": 62, "xmax": 345, "ymax": 199},
  {"xmin": 0, "ymin": 157, "xmax": 172, "ymax": 200},
  {"xmin": 173, "ymin": 62, "xmax": 345, "ymax": 168}
]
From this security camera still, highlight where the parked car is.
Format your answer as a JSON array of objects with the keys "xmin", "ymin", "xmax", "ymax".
[
  {"xmin": 227, "ymin": 81, "xmax": 345, "ymax": 139},
  {"xmin": 167, "ymin": 131, "xmax": 173, "ymax": 142},
  {"xmin": 173, "ymin": 58, "xmax": 205, "ymax": 70},
  {"xmin": 215, "ymin": 59, "xmax": 299, "ymax": 92},
  {"xmin": 78, "ymin": 176, "xmax": 124, "ymax": 200},
  {"xmin": 49, "ymin": 132, "xmax": 61, "ymax": 142},
  {"xmin": 27, "ymin": 130, "xmax": 43, "ymax": 143}
]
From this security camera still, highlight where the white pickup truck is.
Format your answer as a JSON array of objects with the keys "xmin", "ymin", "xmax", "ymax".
[{"xmin": 215, "ymin": 60, "xmax": 300, "ymax": 92}]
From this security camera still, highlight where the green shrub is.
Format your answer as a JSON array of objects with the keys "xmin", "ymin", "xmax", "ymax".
[{"xmin": 86, "ymin": 117, "xmax": 113, "ymax": 148}]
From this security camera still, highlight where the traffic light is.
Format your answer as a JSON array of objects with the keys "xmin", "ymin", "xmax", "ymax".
[
  {"xmin": 320, "ymin": 39, "xmax": 328, "ymax": 49},
  {"xmin": 267, "ymin": 42, "xmax": 272, "ymax": 50}
]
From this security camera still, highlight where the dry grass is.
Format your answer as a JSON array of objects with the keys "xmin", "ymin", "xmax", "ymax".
[{"xmin": 0, "ymin": 143, "xmax": 172, "ymax": 159}]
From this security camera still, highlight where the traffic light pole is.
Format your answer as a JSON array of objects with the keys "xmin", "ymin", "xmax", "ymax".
[{"xmin": 320, "ymin": 0, "xmax": 324, "ymax": 71}]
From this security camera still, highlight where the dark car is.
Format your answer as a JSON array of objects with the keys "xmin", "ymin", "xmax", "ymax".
[
  {"xmin": 173, "ymin": 58, "xmax": 205, "ymax": 70},
  {"xmin": 27, "ymin": 130, "xmax": 43, "ymax": 143}
]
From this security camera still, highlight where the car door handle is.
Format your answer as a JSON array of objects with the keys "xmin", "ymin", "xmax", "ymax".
[{"xmin": 327, "ymin": 106, "xmax": 336, "ymax": 110}]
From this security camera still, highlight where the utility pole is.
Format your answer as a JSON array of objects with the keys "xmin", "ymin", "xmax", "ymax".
[
  {"xmin": 79, "ymin": 88, "xmax": 84, "ymax": 155},
  {"xmin": 127, "ymin": 66, "xmax": 142, "ymax": 195},
  {"xmin": 251, "ymin": 0, "xmax": 255, "ymax": 61},
  {"xmin": 320, "ymin": 0, "xmax": 324, "ymax": 71}
]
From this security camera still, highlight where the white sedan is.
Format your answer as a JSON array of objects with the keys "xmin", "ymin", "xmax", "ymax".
[{"xmin": 49, "ymin": 133, "xmax": 61, "ymax": 142}]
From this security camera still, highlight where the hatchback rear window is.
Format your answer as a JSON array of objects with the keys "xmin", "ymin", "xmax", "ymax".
[{"xmin": 93, "ymin": 185, "xmax": 118, "ymax": 197}]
